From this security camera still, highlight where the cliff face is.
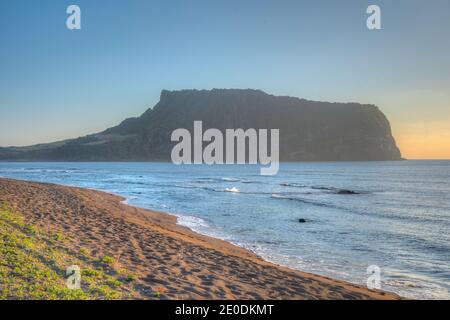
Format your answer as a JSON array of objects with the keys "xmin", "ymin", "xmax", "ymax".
[{"xmin": 0, "ymin": 89, "xmax": 401, "ymax": 161}]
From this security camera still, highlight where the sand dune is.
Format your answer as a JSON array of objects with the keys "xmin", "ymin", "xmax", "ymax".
[{"xmin": 0, "ymin": 177, "xmax": 400, "ymax": 299}]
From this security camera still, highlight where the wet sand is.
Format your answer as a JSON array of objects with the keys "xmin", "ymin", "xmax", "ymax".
[{"xmin": 0, "ymin": 177, "xmax": 400, "ymax": 299}]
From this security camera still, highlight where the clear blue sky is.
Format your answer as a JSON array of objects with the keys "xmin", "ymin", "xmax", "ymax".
[{"xmin": 1, "ymin": 0, "xmax": 449, "ymax": 158}]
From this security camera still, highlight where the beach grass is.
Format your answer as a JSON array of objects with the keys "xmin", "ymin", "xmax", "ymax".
[{"xmin": 0, "ymin": 201, "xmax": 132, "ymax": 300}]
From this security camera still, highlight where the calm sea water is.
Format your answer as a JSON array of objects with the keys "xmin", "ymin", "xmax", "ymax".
[{"xmin": 1, "ymin": 161, "xmax": 449, "ymax": 299}]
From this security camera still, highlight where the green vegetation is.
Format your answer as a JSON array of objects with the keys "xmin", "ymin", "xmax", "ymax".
[
  {"xmin": 100, "ymin": 255, "xmax": 115, "ymax": 266},
  {"xmin": 125, "ymin": 274, "xmax": 136, "ymax": 282},
  {"xmin": 53, "ymin": 233, "xmax": 64, "ymax": 241},
  {"xmin": 0, "ymin": 202, "xmax": 133, "ymax": 300},
  {"xmin": 117, "ymin": 268, "xmax": 127, "ymax": 275},
  {"xmin": 106, "ymin": 278, "xmax": 122, "ymax": 288}
]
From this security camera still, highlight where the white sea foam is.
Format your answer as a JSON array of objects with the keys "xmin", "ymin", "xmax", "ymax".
[
  {"xmin": 222, "ymin": 177, "xmax": 240, "ymax": 182},
  {"xmin": 120, "ymin": 196, "xmax": 137, "ymax": 205},
  {"xmin": 176, "ymin": 215, "xmax": 210, "ymax": 230}
]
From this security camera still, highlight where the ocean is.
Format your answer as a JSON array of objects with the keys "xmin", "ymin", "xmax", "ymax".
[{"xmin": 0, "ymin": 161, "xmax": 449, "ymax": 299}]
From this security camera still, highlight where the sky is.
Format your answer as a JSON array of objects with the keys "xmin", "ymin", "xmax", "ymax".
[{"xmin": 0, "ymin": 0, "xmax": 449, "ymax": 159}]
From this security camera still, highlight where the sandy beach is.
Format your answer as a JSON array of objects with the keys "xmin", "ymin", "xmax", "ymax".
[{"xmin": 0, "ymin": 177, "xmax": 400, "ymax": 300}]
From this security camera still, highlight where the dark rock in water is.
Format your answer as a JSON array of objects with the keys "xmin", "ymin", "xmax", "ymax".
[
  {"xmin": 298, "ymin": 218, "xmax": 307, "ymax": 223},
  {"xmin": 337, "ymin": 189, "xmax": 359, "ymax": 195},
  {"xmin": 0, "ymin": 89, "xmax": 402, "ymax": 161}
]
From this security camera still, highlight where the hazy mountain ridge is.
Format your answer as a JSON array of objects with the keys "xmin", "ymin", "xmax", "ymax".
[{"xmin": 0, "ymin": 89, "xmax": 402, "ymax": 161}]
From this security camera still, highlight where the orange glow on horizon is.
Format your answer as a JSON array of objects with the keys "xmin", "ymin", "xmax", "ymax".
[{"xmin": 394, "ymin": 121, "xmax": 450, "ymax": 160}]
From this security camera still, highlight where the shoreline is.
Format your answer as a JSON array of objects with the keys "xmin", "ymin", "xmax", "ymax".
[{"xmin": 0, "ymin": 177, "xmax": 401, "ymax": 299}]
